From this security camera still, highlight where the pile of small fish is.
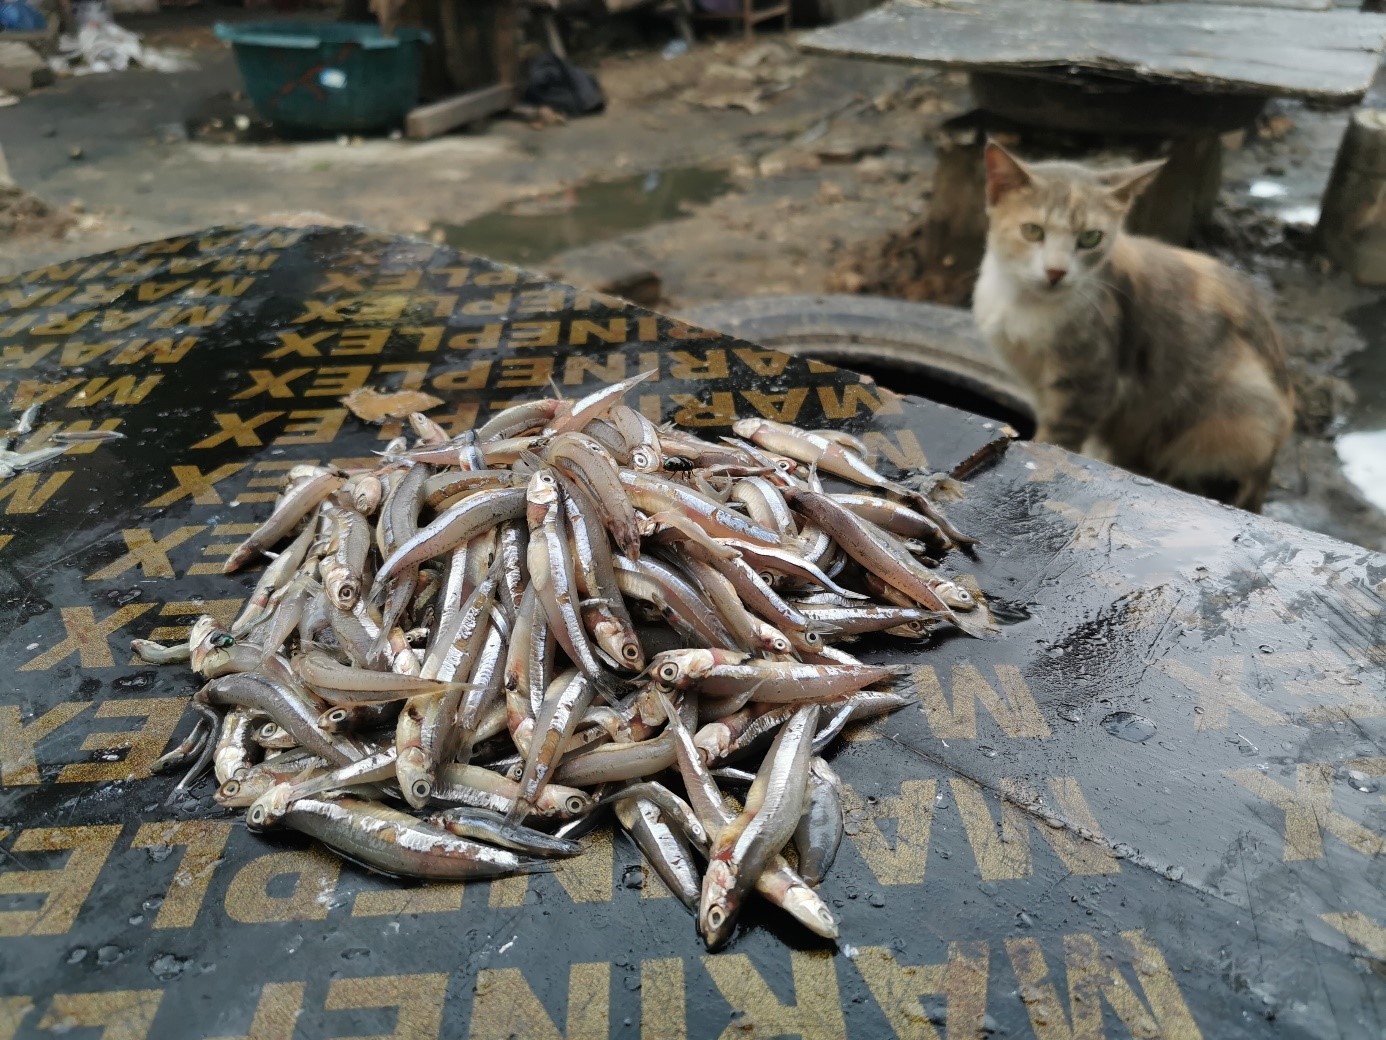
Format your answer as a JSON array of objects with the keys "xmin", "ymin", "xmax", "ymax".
[{"xmin": 142, "ymin": 372, "xmax": 987, "ymax": 949}]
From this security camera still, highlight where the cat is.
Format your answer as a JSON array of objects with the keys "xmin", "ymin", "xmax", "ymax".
[{"xmin": 972, "ymin": 141, "xmax": 1295, "ymax": 512}]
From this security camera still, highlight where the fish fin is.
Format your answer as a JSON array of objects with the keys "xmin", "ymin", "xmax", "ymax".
[{"xmin": 949, "ymin": 609, "xmax": 998, "ymax": 640}]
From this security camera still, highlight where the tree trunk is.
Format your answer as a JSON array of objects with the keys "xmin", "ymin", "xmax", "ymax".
[{"xmin": 1316, "ymin": 108, "xmax": 1386, "ymax": 286}]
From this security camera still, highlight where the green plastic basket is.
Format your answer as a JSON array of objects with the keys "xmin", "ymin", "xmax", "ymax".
[{"xmin": 214, "ymin": 22, "xmax": 431, "ymax": 135}]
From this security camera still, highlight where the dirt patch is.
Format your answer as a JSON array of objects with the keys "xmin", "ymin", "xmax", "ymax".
[{"xmin": 0, "ymin": 184, "xmax": 72, "ymax": 240}]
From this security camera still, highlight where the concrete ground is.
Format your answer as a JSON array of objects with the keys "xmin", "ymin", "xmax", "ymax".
[{"xmin": 2, "ymin": 6, "xmax": 1384, "ymax": 548}]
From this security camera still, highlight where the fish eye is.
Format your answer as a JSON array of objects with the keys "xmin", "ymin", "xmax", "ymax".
[
  {"xmin": 221, "ymin": 780, "xmax": 240, "ymax": 797},
  {"xmin": 329, "ymin": 709, "xmax": 348, "ymax": 724},
  {"xmin": 247, "ymin": 804, "xmax": 266, "ymax": 827},
  {"xmin": 803, "ymin": 630, "xmax": 822, "ymax": 646},
  {"xmin": 708, "ymin": 907, "xmax": 726, "ymax": 929},
  {"xmin": 566, "ymin": 796, "xmax": 586, "ymax": 814},
  {"xmin": 212, "ymin": 633, "xmax": 235, "ymax": 648},
  {"xmin": 411, "ymin": 780, "xmax": 432, "ymax": 801},
  {"xmin": 658, "ymin": 662, "xmax": 681, "ymax": 683},
  {"xmin": 1021, "ymin": 223, "xmax": 1045, "ymax": 242},
  {"xmin": 622, "ymin": 643, "xmax": 642, "ymax": 662},
  {"xmin": 1077, "ymin": 229, "xmax": 1104, "ymax": 249}
]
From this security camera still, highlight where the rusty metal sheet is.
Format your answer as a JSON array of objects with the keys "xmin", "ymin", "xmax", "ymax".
[
  {"xmin": 0, "ymin": 225, "xmax": 1383, "ymax": 1039},
  {"xmin": 798, "ymin": 0, "xmax": 1386, "ymax": 103}
]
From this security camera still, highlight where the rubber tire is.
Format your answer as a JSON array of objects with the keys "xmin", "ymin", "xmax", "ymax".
[{"xmin": 679, "ymin": 294, "xmax": 1035, "ymax": 426}]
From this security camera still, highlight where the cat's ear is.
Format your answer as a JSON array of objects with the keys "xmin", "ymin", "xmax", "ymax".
[
  {"xmin": 1100, "ymin": 159, "xmax": 1166, "ymax": 206},
  {"xmin": 983, "ymin": 142, "xmax": 1032, "ymax": 206}
]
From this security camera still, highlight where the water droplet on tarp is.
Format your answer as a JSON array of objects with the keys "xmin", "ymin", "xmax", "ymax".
[
  {"xmin": 623, "ymin": 974, "xmax": 642, "ymax": 991},
  {"xmin": 1258, "ymin": 644, "xmax": 1274, "ymax": 654},
  {"xmin": 621, "ymin": 864, "xmax": 645, "ymax": 889},
  {"xmin": 979, "ymin": 745, "xmax": 999, "ymax": 759},
  {"xmin": 1057, "ymin": 704, "xmax": 1082, "ymax": 723},
  {"xmin": 1346, "ymin": 770, "xmax": 1380, "ymax": 794},
  {"xmin": 868, "ymin": 893, "xmax": 886, "ymax": 908},
  {"xmin": 66, "ymin": 947, "xmax": 88, "ymax": 965},
  {"xmin": 146, "ymin": 844, "xmax": 173, "ymax": 863},
  {"xmin": 96, "ymin": 945, "xmax": 127, "ymax": 967},
  {"xmin": 341, "ymin": 948, "xmax": 369, "ymax": 961},
  {"xmin": 149, "ymin": 953, "xmax": 191, "ymax": 981},
  {"xmin": 128, "ymin": 914, "xmax": 144, "ymax": 925},
  {"xmin": 1101, "ymin": 711, "xmax": 1156, "ymax": 742}
]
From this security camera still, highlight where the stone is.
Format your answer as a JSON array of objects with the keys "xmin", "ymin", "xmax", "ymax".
[{"xmin": 0, "ymin": 41, "xmax": 52, "ymax": 94}]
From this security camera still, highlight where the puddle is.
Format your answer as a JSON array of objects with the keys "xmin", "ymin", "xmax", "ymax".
[
  {"xmin": 1335, "ymin": 299, "xmax": 1386, "ymax": 514},
  {"xmin": 429, "ymin": 166, "xmax": 734, "ymax": 266},
  {"xmin": 1101, "ymin": 711, "xmax": 1157, "ymax": 743}
]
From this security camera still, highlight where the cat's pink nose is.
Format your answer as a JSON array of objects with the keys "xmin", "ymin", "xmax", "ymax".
[{"xmin": 1045, "ymin": 268, "xmax": 1067, "ymax": 286}]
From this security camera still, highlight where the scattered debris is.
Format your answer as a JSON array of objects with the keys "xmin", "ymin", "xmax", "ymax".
[
  {"xmin": 510, "ymin": 103, "xmax": 567, "ymax": 130},
  {"xmin": 679, "ymin": 42, "xmax": 806, "ymax": 115},
  {"xmin": 49, "ymin": 6, "xmax": 196, "ymax": 77},
  {"xmin": 341, "ymin": 387, "xmax": 446, "ymax": 424},
  {"xmin": 0, "ymin": 180, "xmax": 74, "ymax": 240}
]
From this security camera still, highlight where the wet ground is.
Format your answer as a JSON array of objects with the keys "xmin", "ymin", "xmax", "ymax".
[
  {"xmin": 1, "ymin": 4, "xmax": 1383, "ymax": 548},
  {"xmin": 432, "ymin": 166, "xmax": 735, "ymax": 266}
]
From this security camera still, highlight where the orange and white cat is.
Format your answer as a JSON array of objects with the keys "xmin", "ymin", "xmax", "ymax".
[{"xmin": 972, "ymin": 142, "xmax": 1294, "ymax": 511}]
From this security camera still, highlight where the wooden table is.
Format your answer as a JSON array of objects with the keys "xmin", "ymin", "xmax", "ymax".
[
  {"xmin": 799, "ymin": 0, "xmax": 1386, "ymax": 298},
  {"xmin": 799, "ymin": 0, "xmax": 1386, "ymax": 105}
]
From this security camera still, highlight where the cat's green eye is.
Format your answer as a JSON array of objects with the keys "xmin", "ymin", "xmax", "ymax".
[
  {"xmin": 1076, "ymin": 229, "xmax": 1104, "ymax": 249},
  {"xmin": 1020, "ymin": 223, "xmax": 1045, "ymax": 243}
]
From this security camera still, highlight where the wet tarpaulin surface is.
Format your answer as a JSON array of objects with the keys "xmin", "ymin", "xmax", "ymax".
[{"xmin": 0, "ymin": 225, "xmax": 1383, "ymax": 1040}]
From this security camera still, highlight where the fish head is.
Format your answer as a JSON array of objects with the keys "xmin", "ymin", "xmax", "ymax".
[
  {"xmin": 753, "ymin": 622, "xmax": 793, "ymax": 657},
  {"xmin": 524, "ymin": 469, "xmax": 560, "ymax": 520},
  {"xmin": 779, "ymin": 885, "xmax": 839, "ymax": 939},
  {"xmin": 698, "ymin": 859, "xmax": 742, "ymax": 949},
  {"xmin": 537, "ymin": 786, "xmax": 594, "ymax": 819},
  {"xmin": 245, "ymin": 782, "xmax": 294, "ymax": 830},
  {"xmin": 591, "ymin": 620, "xmax": 644, "ymax": 673},
  {"xmin": 351, "ymin": 475, "xmax": 383, "ymax": 515},
  {"xmin": 215, "ymin": 776, "xmax": 258, "ymax": 808},
  {"xmin": 396, "ymin": 746, "xmax": 435, "ymax": 809},
  {"xmin": 325, "ymin": 573, "xmax": 360, "ymax": 612},
  {"xmin": 630, "ymin": 446, "xmax": 661, "ymax": 472},
  {"xmin": 646, "ymin": 648, "xmax": 716, "ymax": 690},
  {"xmin": 189, "ymin": 615, "xmax": 235, "ymax": 676},
  {"xmin": 731, "ymin": 419, "xmax": 764, "ymax": 439},
  {"xmin": 693, "ymin": 723, "xmax": 731, "ymax": 764},
  {"xmin": 317, "ymin": 706, "xmax": 353, "ymax": 734},
  {"xmin": 936, "ymin": 580, "xmax": 976, "ymax": 611}
]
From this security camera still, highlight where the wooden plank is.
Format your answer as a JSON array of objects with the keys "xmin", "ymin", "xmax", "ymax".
[
  {"xmin": 799, "ymin": 0, "xmax": 1386, "ymax": 103},
  {"xmin": 1178, "ymin": 0, "xmax": 1331, "ymax": 9},
  {"xmin": 406, "ymin": 83, "xmax": 517, "ymax": 139}
]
